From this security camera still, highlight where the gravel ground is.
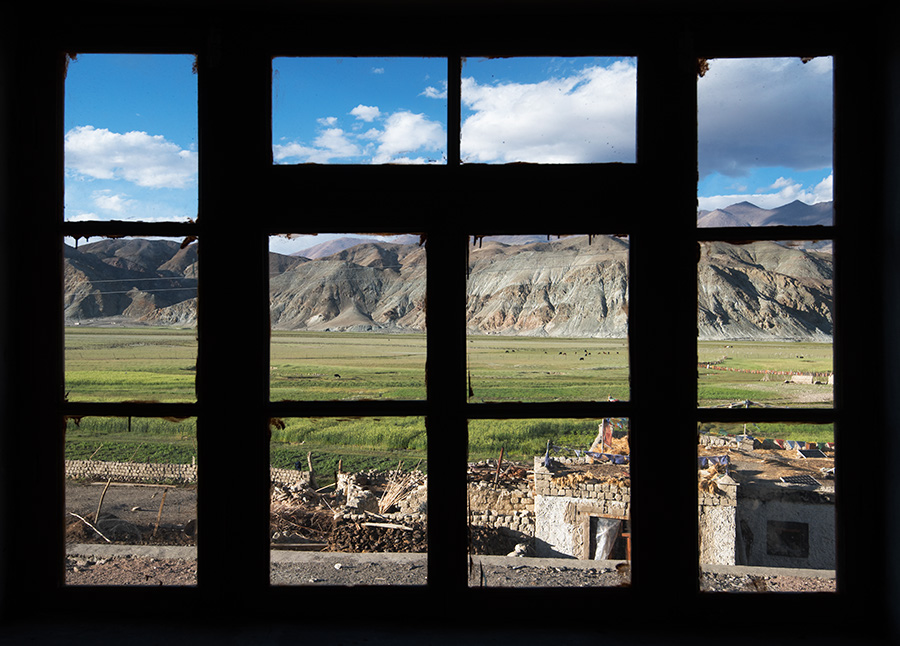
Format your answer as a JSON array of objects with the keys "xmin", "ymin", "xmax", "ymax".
[
  {"xmin": 64, "ymin": 481, "xmax": 835, "ymax": 592},
  {"xmin": 65, "ymin": 547, "xmax": 835, "ymax": 591}
]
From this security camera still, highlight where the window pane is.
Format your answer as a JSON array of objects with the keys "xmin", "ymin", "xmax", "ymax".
[
  {"xmin": 64, "ymin": 236, "xmax": 198, "ymax": 403},
  {"xmin": 697, "ymin": 57, "xmax": 833, "ymax": 227},
  {"xmin": 461, "ymin": 57, "xmax": 636, "ymax": 164},
  {"xmin": 467, "ymin": 235, "xmax": 629, "ymax": 402},
  {"xmin": 273, "ymin": 57, "xmax": 447, "ymax": 165},
  {"xmin": 269, "ymin": 234, "xmax": 426, "ymax": 401},
  {"xmin": 64, "ymin": 54, "xmax": 198, "ymax": 223},
  {"xmin": 468, "ymin": 418, "xmax": 631, "ymax": 587},
  {"xmin": 699, "ymin": 422, "xmax": 835, "ymax": 592},
  {"xmin": 65, "ymin": 416, "xmax": 197, "ymax": 586},
  {"xmin": 698, "ymin": 240, "xmax": 833, "ymax": 408},
  {"xmin": 270, "ymin": 417, "xmax": 426, "ymax": 586}
]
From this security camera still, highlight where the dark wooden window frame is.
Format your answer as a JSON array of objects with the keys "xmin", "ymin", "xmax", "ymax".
[{"xmin": 0, "ymin": 2, "xmax": 892, "ymax": 640}]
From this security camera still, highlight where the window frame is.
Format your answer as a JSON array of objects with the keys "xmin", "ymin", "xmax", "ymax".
[{"xmin": 0, "ymin": 1, "xmax": 890, "ymax": 639}]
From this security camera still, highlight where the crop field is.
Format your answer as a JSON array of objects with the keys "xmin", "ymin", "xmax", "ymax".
[
  {"xmin": 466, "ymin": 336, "xmax": 629, "ymax": 402},
  {"xmin": 64, "ymin": 328, "xmax": 834, "ymax": 471},
  {"xmin": 697, "ymin": 339, "xmax": 833, "ymax": 409},
  {"xmin": 270, "ymin": 331, "xmax": 427, "ymax": 401},
  {"xmin": 65, "ymin": 326, "xmax": 197, "ymax": 402}
]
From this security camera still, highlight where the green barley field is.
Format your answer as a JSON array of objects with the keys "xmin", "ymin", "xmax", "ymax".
[{"xmin": 64, "ymin": 328, "xmax": 834, "ymax": 474}]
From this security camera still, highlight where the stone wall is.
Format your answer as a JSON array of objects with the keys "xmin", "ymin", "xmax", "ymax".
[
  {"xmin": 698, "ymin": 478, "xmax": 739, "ymax": 565},
  {"xmin": 66, "ymin": 459, "xmax": 311, "ymax": 487},
  {"xmin": 533, "ymin": 456, "xmax": 631, "ymax": 559},
  {"xmin": 699, "ymin": 433, "xmax": 754, "ymax": 451},
  {"xmin": 66, "ymin": 459, "xmax": 197, "ymax": 484},
  {"xmin": 467, "ymin": 477, "xmax": 535, "ymax": 542},
  {"xmin": 336, "ymin": 470, "xmax": 428, "ymax": 518}
]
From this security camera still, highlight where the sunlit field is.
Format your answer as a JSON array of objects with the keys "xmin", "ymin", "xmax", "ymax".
[
  {"xmin": 466, "ymin": 336, "xmax": 629, "ymax": 402},
  {"xmin": 64, "ymin": 329, "xmax": 833, "ymax": 468},
  {"xmin": 697, "ymin": 340, "xmax": 833, "ymax": 408},
  {"xmin": 65, "ymin": 326, "xmax": 197, "ymax": 402},
  {"xmin": 270, "ymin": 331, "xmax": 427, "ymax": 401}
]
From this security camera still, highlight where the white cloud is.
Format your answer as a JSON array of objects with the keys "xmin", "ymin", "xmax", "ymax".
[
  {"xmin": 64, "ymin": 125, "xmax": 197, "ymax": 189},
  {"xmin": 698, "ymin": 57, "xmax": 833, "ymax": 179},
  {"xmin": 275, "ymin": 109, "xmax": 445, "ymax": 164},
  {"xmin": 317, "ymin": 116, "xmax": 338, "ymax": 126},
  {"xmin": 460, "ymin": 60, "xmax": 637, "ymax": 163},
  {"xmin": 273, "ymin": 127, "xmax": 362, "ymax": 163},
  {"xmin": 421, "ymin": 82, "xmax": 447, "ymax": 99},
  {"xmin": 66, "ymin": 212, "xmax": 101, "ymax": 222},
  {"xmin": 92, "ymin": 189, "xmax": 135, "ymax": 214},
  {"xmin": 372, "ymin": 67, "xmax": 385, "ymax": 74},
  {"xmin": 698, "ymin": 172, "xmax": 834, "ymax": 211},
  {"xmin": 350, "ymin": 104, "xmax": 382, "ymax": 122},
  {"xmin": 372, "ymin": 111, "xmax": 445, "ymax": 164}
]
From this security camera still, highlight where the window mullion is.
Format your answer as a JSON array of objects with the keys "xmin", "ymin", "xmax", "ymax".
[
  {"xmin": 628, "ymin": 40, "xmax": 700, "ymax": 603},
  {"xmin": 194, "ymin": 42, "xmax": 272, "ymax": 607}
]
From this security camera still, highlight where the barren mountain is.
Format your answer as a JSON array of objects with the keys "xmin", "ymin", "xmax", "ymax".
[
  {"xmin": 466, "ymin": 235, "xmax": 629, "ymax": 337},
  {"xmin": 697, "ymin": 199, "xmax": 833, "ymax": 228},
  {"xmin": 697, "ymin": 240, "xmax": 833, "ymax": 340},
  {"xmin": 269, "ymin": 242, "xmax": 426, "ymax": 332},
  {"xmin": 64, "ymin": 239, "xmax": 199, "ymax": 325},
  {"xmin": 63, "ymin": 219, "xmax": 834, "ymax": 340}
]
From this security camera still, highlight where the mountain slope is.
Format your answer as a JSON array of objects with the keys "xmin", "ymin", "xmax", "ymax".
[
  {"xmin": 64, "ymin": 239, "xmax": 198, "ymax": 325},
  {"xmin": 697, "ymin": 200, "xmax": 833, "ymax": 228},
  {"xmin": 63, "ymin": 219, "xmax": 834, "ymax": 341}
]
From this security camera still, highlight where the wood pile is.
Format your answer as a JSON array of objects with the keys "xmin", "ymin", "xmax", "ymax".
[
  {"xmin": 378, "ymin": 468, "xmax": 425, "ymax": 514},
  {"xmin": 550, "ymin": 467, "xmax": 629, "ymax": 489},
  {"xmin": 467, "ymin": 462, "xmax": 531, "ymax": 484}
]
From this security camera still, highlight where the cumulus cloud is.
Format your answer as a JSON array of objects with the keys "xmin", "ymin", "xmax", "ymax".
[
  {"xmin": 460, "ymin": 60, "xmax": 637, "ymax": 164},
  {"xmin": 372, "ymin": 111, "xmax": 445, "ymax": 164},
  {"xmin": 274, "ymin": 127, "xmax": 362, "ymax": 163},
  {"xmin": 350, "ymin": 104, "xmax": 382, "ymax": 122},
  {"xmin": 65, "ymin": 125, "xmax": 197, "ymax": 189},
  {"xmin": 92, "ymin": 189, "xmax": 135, "ymax": 214},
  {"xmin": 274, "ymin": 106, "xmax": 445, "ymax": 165},
  {"xmin": 698, "ymin": 57, "xmax": 833, "ymax": 179},
  {"xmin": 698, "ymin": 172, "xmax": 834, "ymax": 211},
  {"xmin": 421, "ymin": 82, "xmax": 447, "ymax": 99}
]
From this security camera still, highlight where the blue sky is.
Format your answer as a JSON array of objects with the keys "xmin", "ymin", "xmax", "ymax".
[
  {"xmin": 64, "ymin": 54, "xmax": 198, "ymax": 223},
  {"xmin": 63, "ymin": 54, "xmax": 833, "ymax": 249}
]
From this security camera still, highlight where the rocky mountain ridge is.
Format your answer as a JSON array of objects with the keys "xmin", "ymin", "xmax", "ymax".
[{"xmin": 63, "ymin": 214, "xmax": 834, "ymax": 340}]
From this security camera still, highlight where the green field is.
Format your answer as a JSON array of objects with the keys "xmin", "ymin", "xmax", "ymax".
[
  {"xmin": 466, "ymin": 336, "xmax": 629, "ymax": 402},
  {"xmin": 65, "ymin": 326, "xmax": 197, "ymax": 402},
  {"xmin": 64, "ymin": 328, "xmax": 834, "ymax": 470},
  {"xmin": 697, "ymin": 339, "xmax": 833, "ymax": 408},
  {"xmin": 270, "ymin": 331, "xmax": 427, "ymax": 400}
]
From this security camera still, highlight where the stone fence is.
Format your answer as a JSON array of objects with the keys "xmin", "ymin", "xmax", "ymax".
[{"xmin": 66, "ymin": 459, "xmax": 311, "ymax": 486}]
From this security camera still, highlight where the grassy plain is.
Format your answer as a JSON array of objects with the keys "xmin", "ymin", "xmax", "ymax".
[
  {"xmin": 270, "ymin": 331, "xmax": 427, "ymax": 401},
  {"xmin": 64, "ymin": 329, "xmax": 835, "ymax": 470},
  {"xmin": 65, "ymin": 326, "xmax": 197, "ymax": 402},
  {"xmin": 466, "ymin": 336, "xmax": 629, "ymax": 402},
  {"xmin": 697, "ymin": 339, "xmax": 833, "ymax": 408}
]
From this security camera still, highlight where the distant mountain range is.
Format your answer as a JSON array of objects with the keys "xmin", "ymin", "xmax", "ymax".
[
  {"xmin": 697, "ymin": 199, "xmax": 832, "ymax": 228},
  {"xmin": 63, "ymin": 202, "xmax": 834, "ymax": 340}
]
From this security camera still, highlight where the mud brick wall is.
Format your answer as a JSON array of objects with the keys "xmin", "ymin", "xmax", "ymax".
[
  {"xmin": 336, "ymin": 470, "xmax": 428, "ymax": 517},
  {"xmin": 67, "ymin": 460, "xmax": 311, "ymax": 486},
  {"xmin": 698, "ymin": 479, "xmax": 739, "ymax": 565},
  {"xmin": 270, "ymin": 467, "xmax": 311, "ymax": 487},
  {"xmin": 65, "ymin": 459, "xmax": 198, "ymax": 484},
  {"xmin": 533, "ymin": 456, "xmax": 632, "ymax": 516},
  {"xmin": 699, "ymin": 433, "xmax": 754, "ymax": 451},
  {"xmin": 467, "ymin": 478, "xmax": 535, "ymax": 538}
]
